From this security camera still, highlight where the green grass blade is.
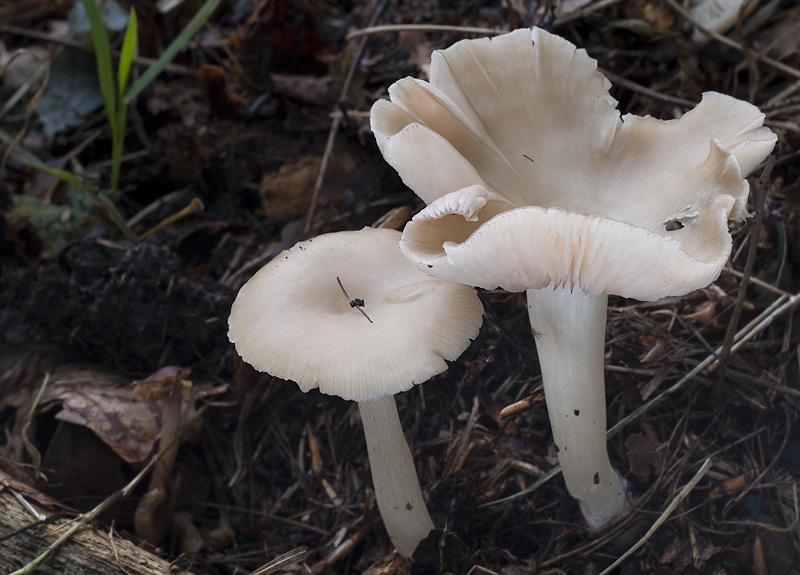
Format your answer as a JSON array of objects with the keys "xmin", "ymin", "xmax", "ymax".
[
  {"xmin": 81, "ymin": 0, "xmax": 117, "ymax": 127},
  {"xmin": 0, "ymin": 51, "xmax": 23, "ymax": 79},
  {"xmin": 112, "ymin": 8, "xmax": 136, "ymax": 196},
  {"xmin": 124, "ymin": 0, "xmax": 221, "ymax": 104},
  {"xmin": 0, "ymin": 128, "xmax": 87, "ymax": 191},
  {"xmin": 118, "ymin": 7, "xmax": 138, "ymax": 97},
  {"xmin": 0, "ymin": 58, "xmax": 49, "ymax": 177},
  {"xmin": 22, "ymin": 373, "xmax": 50, "ymax": 480},
  {"xmin": 110, "ymin": 103, "xmax": 127, "ymax": 195},
  {"xmin": 0, "ymin": 128, "xmax": 135, "ymax": 240}
]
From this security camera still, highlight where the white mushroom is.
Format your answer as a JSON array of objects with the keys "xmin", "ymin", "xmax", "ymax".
[
  {"xmin": 370, "ymin": 27, "xmax": 776, "ymax": 528},
  {"xmin": 227, "ymin": 227, "xmax": 483, "ymax": 557}
]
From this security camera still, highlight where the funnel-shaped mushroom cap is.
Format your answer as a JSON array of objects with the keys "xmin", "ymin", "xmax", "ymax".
[
  {"xmin": 371, "ymin": 28, "xmax": 777, "ymax": 301},
  {"xmin": 228, "ymin": 228, "xmax": 483, "ymax": 401}
]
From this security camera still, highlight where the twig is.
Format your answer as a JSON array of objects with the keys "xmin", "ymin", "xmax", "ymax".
[
  {"xmin": 0, "ymin": 26, "xmax": 195, "ymax": 77},
  {"xmin": 599, "ymin": 68, "xmax": 697, "ymax": 108},
  {"xmin": 21, "ymin": 374, "xmax": 50, "ymax": 482},
  {"xmin": 729, "ymin": 410, "xmax": 792, "ymax": 508},
  {"xmin": 303, "ymin": 115, "xmax": 341, "ymax": 235},
  {"xmin": 552, "ymin": 0, "xmax": 626, "ymax": 26},
  {"xmin": 766, "ymin": 77, "xmax": 800, "ymax": 107},
  {"xmin": 598, "ymin": 458, "xmax": 713, "ymax": 575},
  {"xmin": 346, "ymin": 24, "xmax": 508, "ymax": 41},
  {"xmin": 608, "ymin": 292, "xmax": 799, "ymax": 435},
  {"xmin": 249, "ymin": 546, "xmax": 309, "ymax": 575},
  {"xmin": 0, "ymin": 51, "xmax": 48, "ymax": 123},
  {"xmin": 715, "ymin": 154, "xmax": 776, "ymax": 387},
  {"xmin": 717, "ymin": 482, "xmax": 798, "ymax": 533},
  {"xmin": 480, "ymin": 289, "xmax": 798, "ymax": 508},
  {"xmin": 126, "ymin": 187, "xmax": 191, "ymax": 228},
  {"xmin": 310, "ymin": 521, "xmax": 371, "ymax": 574},
  {"xmin": 195, "ymin": 501, "xmax": 330, "ymax": 536},
  {"xmin": 0, "ymin": 510, "xmax": 72, "ymax": 544},
  {"xmin": 443, "ymin": 395, "xmax": 480, "ymax": 476},
  {"xmin": 336, "ymin": 276, "xmax": 373, "ymax": 323},
  {"xmin": 8, "ymin": 405, "xmax": 207, "ymax": 575},
  {"xmin": 724, "ymin": 265, "xmax": 792, "ymax": 297},
  {"xmin": 7, "ymin": 459, "xmax": 157, "ymax": 575},
  {"xmin": 303, "ymin": 0, "xmax": 389, "ymax": 236},
  {"xmin": 663, "ymin": 0, "xmax": 800, "ymax": 82},
  {"xmin": 137, "ymin": 197, "xmax": 204, "ymax": 241}
]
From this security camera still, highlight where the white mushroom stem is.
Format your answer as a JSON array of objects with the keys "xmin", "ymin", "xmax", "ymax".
[
  {"xmin": 526, "ymin": 285, "xmax": 628, "ymax": 529},
  {"xmin": 358, "ymin": 395, "xmax": 434, "ymax": 557}
]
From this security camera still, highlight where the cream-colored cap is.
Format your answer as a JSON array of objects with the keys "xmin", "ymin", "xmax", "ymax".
[
  {"xmin": 228, "ymin": 228, "xmax": 483, "ymax": 401},
  {"xmin": 370, "ymin": 27, "xmax": 777, "ymax": 301}
]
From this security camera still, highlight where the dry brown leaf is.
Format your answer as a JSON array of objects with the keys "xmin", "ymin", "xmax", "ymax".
[
  {"xmin": 0, "ymin": 468, "xmax": 65, "ymax": 509},
  {"xmin": 42, "ymin": 367, "xmax": 160, "ymax": 464},
  {"xmin": 271, "ymin": 73, "xmax": 331, "ymax": 105},
  {"xmin": 625, "ymin": 0, "xmax": 676, "ymax": 29},
  {"xmin": 684, "ymin": 300, "xmax": 718, "ymax": 324},
  {"xmin": 1, "ymin": 45, "xmax": 50, "ymax": 90},
  {"xmin": 721, "ymin": 473, "xmax": 748, "ymax": 493},
  {"xmin": 624, "ymin": 432, "xmax": 664, "ymax": 480},
  {"xmin": 42, "ymin": 420, "xmax": 131, "ymax": 510},
  {"xmin": 641, "ymin": 337, "xmax": 669, "ymax": 363},
  {"xmin": 260, "ymin": 156, "xmax": 320, "ymax": 219}
]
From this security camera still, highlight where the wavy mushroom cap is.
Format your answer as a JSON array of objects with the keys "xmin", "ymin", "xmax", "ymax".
[
  {"xmin": 371, "ymin": 27, "xmax": 777, "ymax": 301},
  {"xmin": 228, "ymin": 228, "xmax": 483, "ymax": 401}
]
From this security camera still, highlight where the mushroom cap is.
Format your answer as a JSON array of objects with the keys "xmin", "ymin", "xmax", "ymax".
[
  {"xmin": 228, "ymin": 228, "xmax": 483, "ymax": 401},
  {"xmin": 371, "ymin": 27, "xmax": 777, "ymax": 301}
]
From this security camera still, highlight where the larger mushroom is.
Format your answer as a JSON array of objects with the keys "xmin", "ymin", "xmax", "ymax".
[
  {"xmin": 228, "ymin": 227, "xmax": 483, "ymax": 557},
  {"xmin": 370, "ymin": 27, "xmax": 776, "ymax": 528}
]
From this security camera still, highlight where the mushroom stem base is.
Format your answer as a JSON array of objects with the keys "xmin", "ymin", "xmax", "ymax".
[
  {"xmin": 358, "ymin": 395, "xmax": 434, "ymax": 557},
  {"xmin": 527, "ymin": 285, "xmax": 628, "ymax": 529}
]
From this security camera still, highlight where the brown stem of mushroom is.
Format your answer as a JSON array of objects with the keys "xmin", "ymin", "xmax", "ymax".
[
  {"xmin": 526, "ymin": 285, "xmax": 628, "ymax": 529},
  {"xmin": 152, "ymin": 397, "xmax": 183, "ymax": 491},
  {"xmin": 134, "ymin": 395, "xmax": 183, "ymax": 543},
  {"xmin": 358, "ymin": 395, "xmax": 434, "ymax": 557}
]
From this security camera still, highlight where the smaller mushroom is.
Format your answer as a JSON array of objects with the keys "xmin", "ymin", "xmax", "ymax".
[
  {"xmin": 131, "ymin": 366, "xmax": 193, "ymax": 544},
  {"xmin": 228, "ymin": 227, "xmax": 483, "ymax": 558}
]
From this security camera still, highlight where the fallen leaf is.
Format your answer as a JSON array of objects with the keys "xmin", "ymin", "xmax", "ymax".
[
  {"xmin": 1, "ymin": 45, "xmax": 50, "ymax": 91},
  {"xmin": 0, "ymin": 468, "xmax": 65, "ymax": 509},
  {"xmin": 35, "ymin": 48, "xmax": 104, "ymax": 141},
  {"xmin": 7, "ymin": 185, "xmax": 110, "ymax": 257},
  {"xmin": 42, "ymin": 419, "xmax": 131, "ymax": 511},
  {"xmin": 625, "ymin": 0, "xmax": 676, "ymax": 29},
  {"xmin": 42, "ymin": 366, "xmax": 160, "ymax": 464},
  {"xmin": 271, "ymin": 73, "xmax": 331, "ymax": 105},
  {"xmin": 624, "ymin": 432, "xmax": 664, "ymax": 480},
  {"xmin": 641, "ymin": 337, "xmax": 669, "ymax": 363},
  {"xmin": 721, "ymin": 474, "xmax": 748, "ymax": 493},
  {"xmin": 260, "ymin": 156, "xmax": 320, "ymax": 219}
]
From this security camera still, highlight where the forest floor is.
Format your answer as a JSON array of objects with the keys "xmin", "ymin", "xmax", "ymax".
[{"xmin": 1, "ymin": 0, "xmax": 799, "ymax": 574}]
